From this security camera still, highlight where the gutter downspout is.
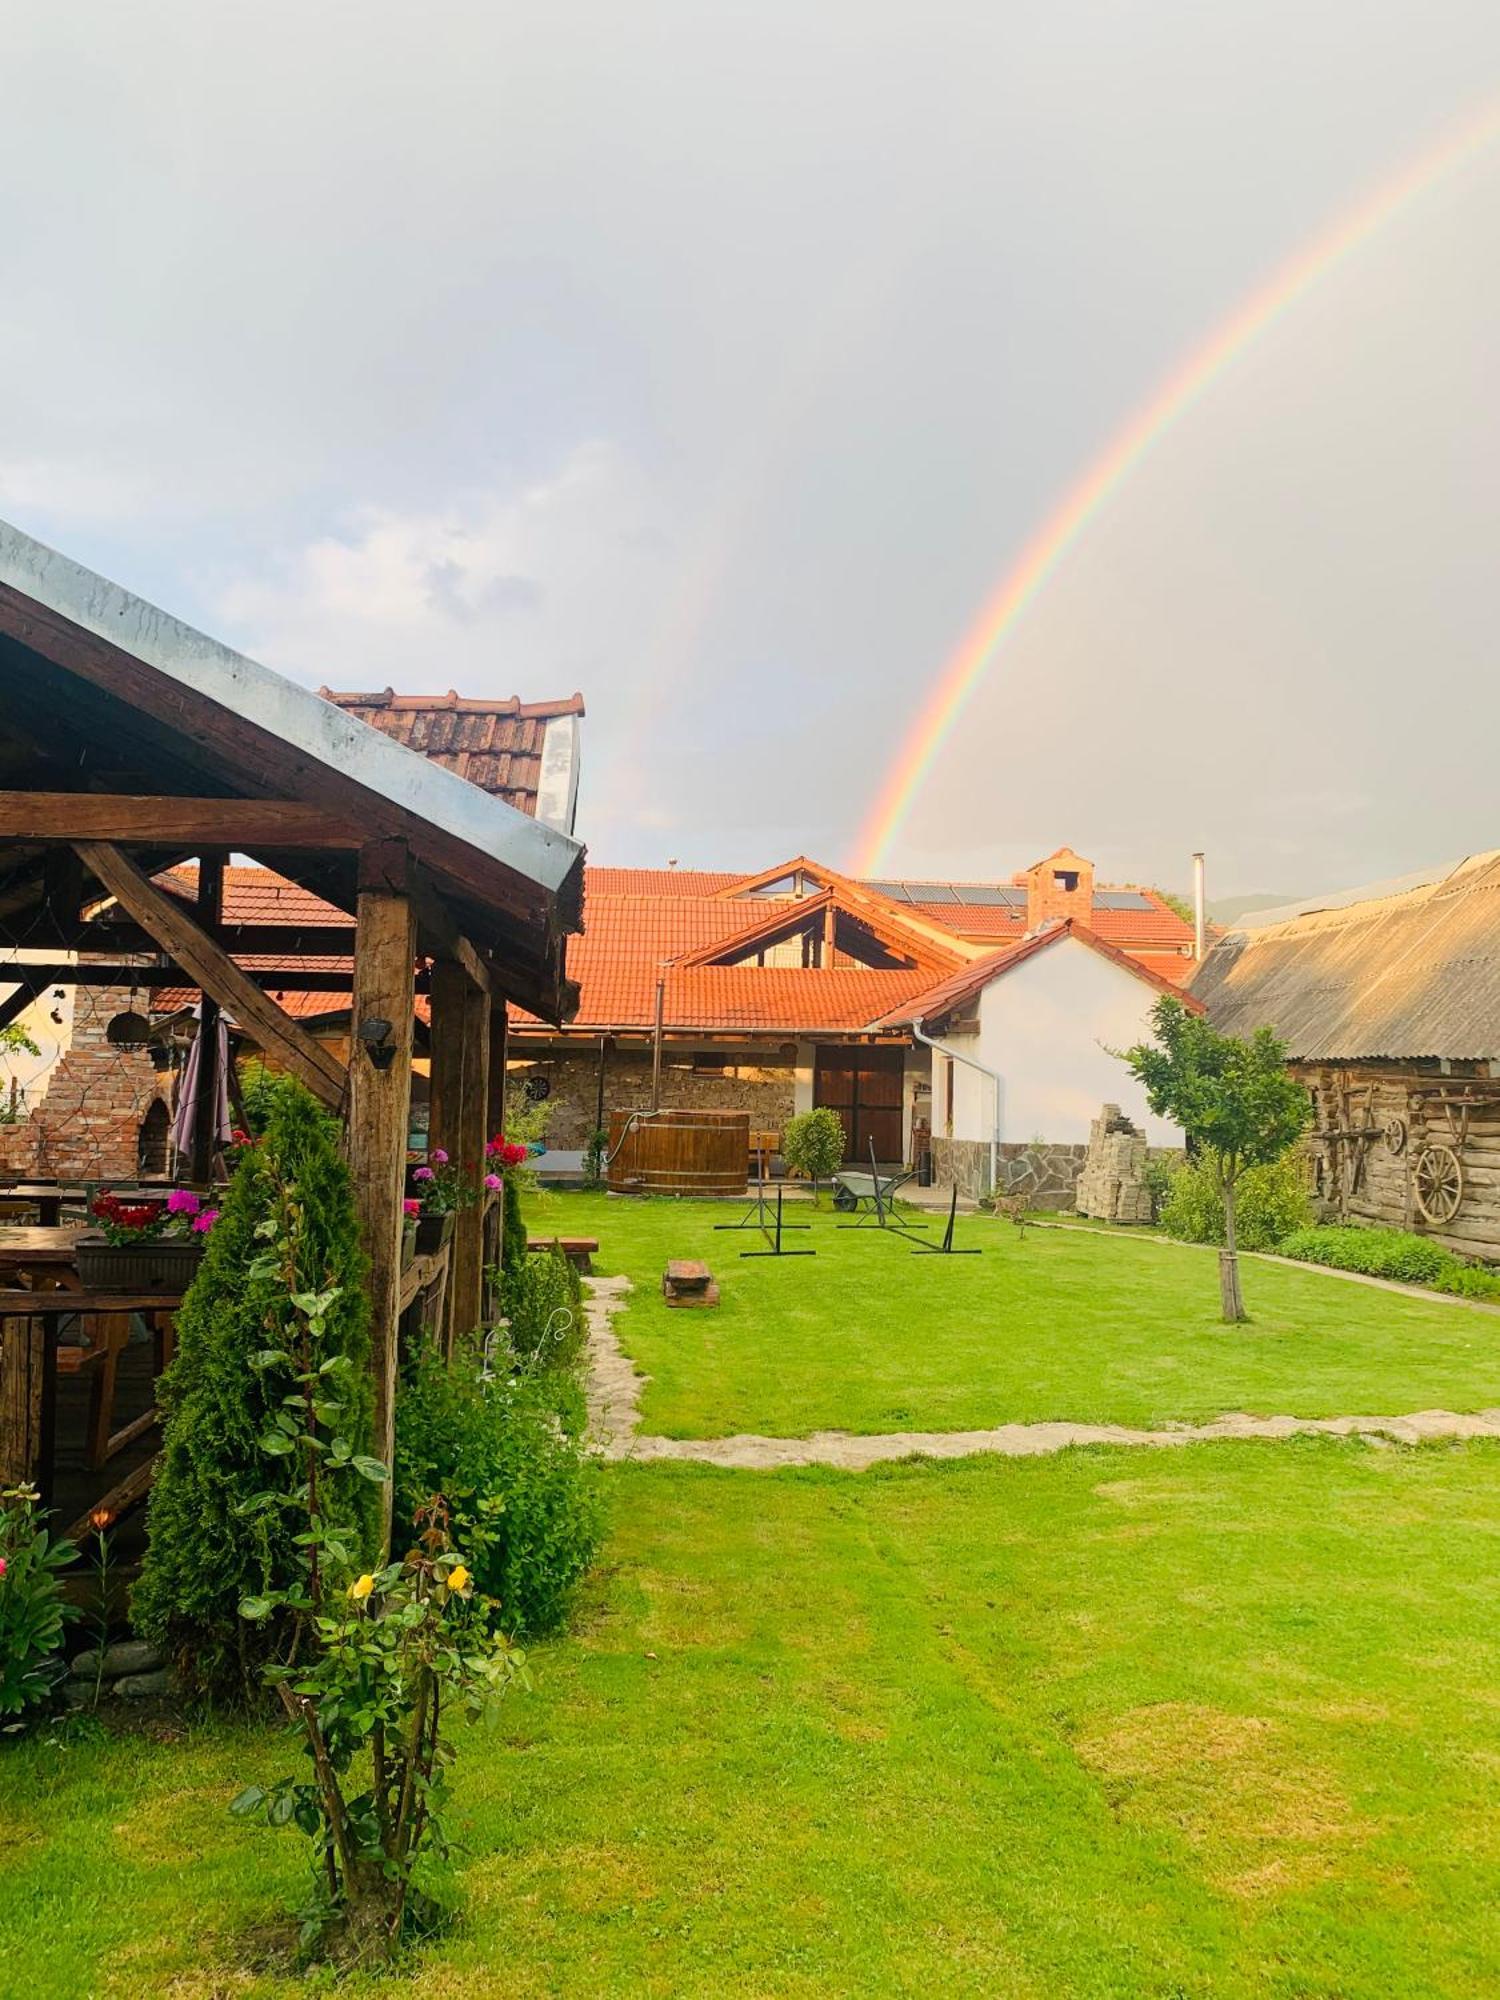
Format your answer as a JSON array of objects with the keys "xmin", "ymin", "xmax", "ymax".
[{"xmin": 909, "ymin": 1017, "xmax": 1003, "ymax": 1198}]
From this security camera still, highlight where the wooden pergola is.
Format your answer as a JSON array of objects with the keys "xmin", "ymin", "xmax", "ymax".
[{"xmin": 0, "ymin": 520, "xmax": 583, "ymax": 1526}]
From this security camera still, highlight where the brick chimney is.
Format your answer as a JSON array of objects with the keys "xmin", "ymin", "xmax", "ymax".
[{"xmin": 1019, "ymin": 846, "xmax": 1095, "ymax": 932}]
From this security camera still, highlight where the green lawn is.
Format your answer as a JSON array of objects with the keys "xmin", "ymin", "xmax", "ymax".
[
  {"xmin": 6, "ymin": 1440, "xmax": 1500, "ymax": 1997},
  {"xmin": 535, "ymin": 1191, "xmax": 1500, "ymax": 1438}
]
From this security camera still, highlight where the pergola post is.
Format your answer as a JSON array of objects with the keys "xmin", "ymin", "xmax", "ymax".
[
  {"xmin": 448, "ymin": 975, "xmax": 491, "ymax": 1349},
  {"xmin": 347, "ymin": 841, "xmax": 416, "ymax": 1544}
]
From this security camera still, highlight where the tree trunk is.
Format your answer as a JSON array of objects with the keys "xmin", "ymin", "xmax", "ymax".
[{"xmin": 1219, "ymin": 1174, "xmax": 1247, "ymax": 1322}]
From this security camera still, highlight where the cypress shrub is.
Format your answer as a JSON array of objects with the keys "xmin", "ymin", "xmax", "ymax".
[{"xmin": 133, "ymin": 1079, "xmax": 379, "ymax": 1700}]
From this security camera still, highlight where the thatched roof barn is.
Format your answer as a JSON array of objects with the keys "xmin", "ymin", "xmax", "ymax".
[{"xmin": 1192, "ymin": 852, "xmax": 1500, "ymax": 1259}]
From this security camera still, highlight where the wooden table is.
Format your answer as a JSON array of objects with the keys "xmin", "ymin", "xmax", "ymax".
[{"xmin": 0, "ymin": 1223, "xmax": 91, "ymax": 1281}]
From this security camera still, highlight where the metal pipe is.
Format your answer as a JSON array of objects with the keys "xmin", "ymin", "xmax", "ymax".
[
  {"xmin": 909, "ymin": 1018, "xmax": 1002, "ymax": 1198},
  {"xmin": 1192, "ymin": 851, "xmax": 1206, "ymax": 962},
  {"xmin": 650, "ymin": 974, "xmax": 665, "ymax": 1111}
]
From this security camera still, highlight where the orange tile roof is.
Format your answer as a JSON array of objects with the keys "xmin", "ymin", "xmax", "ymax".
[
  {"xmin": 587, "ymin": 866, "xmax": 748, "ymax": 897},
  {"xmin": 165, "ymin": 863, "xmax": 350, "ymax": 928},
  {"xmin": 317, "ymin": 688, "xmax": 583, "ymax": 816}
]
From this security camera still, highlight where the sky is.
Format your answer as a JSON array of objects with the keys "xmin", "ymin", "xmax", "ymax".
[{"xmin": 3, "ymin": 1, "xmax": 1498, "ymax": 901}]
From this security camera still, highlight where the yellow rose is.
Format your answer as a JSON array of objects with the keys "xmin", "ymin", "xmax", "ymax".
[
  {"xmin": 445, "ymin": 1564, "xmax": 471, "ymax": 1595},
  {"xmin": 348, "ymin": 1573, "xmax": 375, "ymax": 1602}
]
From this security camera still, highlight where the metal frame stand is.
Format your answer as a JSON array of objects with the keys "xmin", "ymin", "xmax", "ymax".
[
  {"xmin": 908, "ymin": 1183, "xmax": 981, "ymax": 1255},
  {"xmin": 741, "ymin": 1182, "xmax": 816, "ymax": 1258},
  {"xmin": 837, "ymin": 1139, "xmax": 929, "ymax": 1232},
  {"xmin": 714, "ymin": 1147, "xmax": 812, "ymax": 1236}
]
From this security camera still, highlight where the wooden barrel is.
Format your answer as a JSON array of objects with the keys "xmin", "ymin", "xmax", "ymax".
[{"xmin": 606, "ymin": 1108, "xmax": 750, "ymax": 1196}]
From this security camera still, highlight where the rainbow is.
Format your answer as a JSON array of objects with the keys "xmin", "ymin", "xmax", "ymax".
[{"xmin": 852, "ymin": 95, "xmax": 1500, "ymax": 876}]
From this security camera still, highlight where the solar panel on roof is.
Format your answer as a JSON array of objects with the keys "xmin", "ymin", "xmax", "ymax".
[{"xmin": 1093, "ymin": 891, "xmax": 1155, "ymax": 910}]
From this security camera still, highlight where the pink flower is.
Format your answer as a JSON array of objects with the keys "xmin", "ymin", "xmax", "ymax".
[
  {"xmin": 404, "ymin": 1198, "xmax": 422, "ymax": 1217},
  {"xmin": 166, "ymin": 1188, "xmax": 201, "ymax": 1216},
  {"xmin": 483, "ymin": 1173, "xmax": 502, "ymax": 1191},
  {"xmin": 0, "ymin": 1556, "xmax": 7, "ymax": 1580},
  {"xmin": 191, "ymin": 1209, "xmax": 220, "ymax": 1234},
  {"xmin": 430, "ymin": 1148, "xmax": 449, "ymax": 1165},
  {"xmin": 413, "ymin": 1166, "xmax": 435, "ymax": 1183}
]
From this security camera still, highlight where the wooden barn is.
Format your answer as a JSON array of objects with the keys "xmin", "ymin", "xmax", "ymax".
[{"xmin": 1191, "ymin": 853, "xmax": 1500, "ymax": 1262}]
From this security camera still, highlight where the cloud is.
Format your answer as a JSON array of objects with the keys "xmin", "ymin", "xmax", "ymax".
[{"xmin": 213, "ymin": 443, "xmax": 670, "ymax": 701}]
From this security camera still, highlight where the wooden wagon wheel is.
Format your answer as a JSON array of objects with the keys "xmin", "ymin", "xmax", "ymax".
[
  {"xmin": 1382, "ymin": 1116, "xmax": 1407, "ymax": 1157},
  {"xmin": 1413, "ymin": 1144, "xmax": 1464, "ymax": 1225}
]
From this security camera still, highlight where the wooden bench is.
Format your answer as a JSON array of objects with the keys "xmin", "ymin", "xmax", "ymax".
[
  {"xmin": 528, "ymin": 1236, "xmax": 598, "ymax": 1274},
  {"xmin": 662, "ymin": 1259, "xmax": 719, "ymax": 1307}
]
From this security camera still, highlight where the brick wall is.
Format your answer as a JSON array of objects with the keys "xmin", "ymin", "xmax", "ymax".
[
  {"xmin": 0, "ymin": 979, "xmax": 169, "ymax": 1181},
  {"xmin": 510, "ymin": 1046, "xmax": 797, "ymax": 1149},
  {"xmin": 1020, "ymin": 847, "xmax": 1096, "ymax": 932}
]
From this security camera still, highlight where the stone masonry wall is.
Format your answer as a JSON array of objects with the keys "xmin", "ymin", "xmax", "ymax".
[
  {"xmin": 931, "ymin": 1127, "xmax": 1183, "ymax": 1211},
  {"xmin": 512, "ymin": 1047, "xmax": 797, "ymax": 1150},
  {"xmin": 0, "ymin": 980, "xmax": 168, "ymax": 1182}
]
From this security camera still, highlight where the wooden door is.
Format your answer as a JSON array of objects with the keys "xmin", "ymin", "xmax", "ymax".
[{"xmin": 814, "ymin": 1046, "xmax": 905, "ymax": 1164}]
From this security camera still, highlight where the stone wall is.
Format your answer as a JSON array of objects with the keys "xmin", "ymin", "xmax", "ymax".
[
  {"xmin": 930, "ymin": 1137, "xmax": 1087, "ymax": 1208},
  {"xmin": 511, "ymin": 1046, "xmax": 797, "ymax": 1150},
  {"xmin": 0, "ymin": 981, "xmax": 169, "ymax": 1181}
]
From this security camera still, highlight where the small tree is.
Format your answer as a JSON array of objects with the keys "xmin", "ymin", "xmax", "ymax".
[
  {"xmin": 1119, "ymin": 997, "xmax": 1310, "ymax": 1322},
  {"xmin": 134, "ymin": 1078, "xmax": 380, "ymax": 1698},
  {"xmin": 781, "ymin": 1107, "xmax": 846, "ymax": 1203}
]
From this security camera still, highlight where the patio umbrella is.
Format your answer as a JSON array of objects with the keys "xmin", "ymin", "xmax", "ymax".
[{"xmin": 171, "ymin": 1004, "xmax": 234, "ymax": 1162}]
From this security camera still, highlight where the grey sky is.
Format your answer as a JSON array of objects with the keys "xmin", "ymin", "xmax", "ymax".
[{"xmin": 3, "ymin": 2, "xmax": 1498, "ymax": 898}]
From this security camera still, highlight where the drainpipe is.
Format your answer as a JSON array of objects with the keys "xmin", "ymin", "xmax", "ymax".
[
  {"xmin": 650, "ymin": 973, "xmax": 666, "ymax": 1111},
  {"xmin": 909, "ymin": 1018, "xmax": 1003, "ymax": 1197},
  {"xmin": 1192, "ymin": 851, "xmax": 1206, "ymax": 962}
]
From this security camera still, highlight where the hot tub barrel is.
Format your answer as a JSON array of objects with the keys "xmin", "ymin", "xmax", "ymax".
[{"xmin": 606, "ymin": 1108, "xmax": 750, "ymax": 1196}]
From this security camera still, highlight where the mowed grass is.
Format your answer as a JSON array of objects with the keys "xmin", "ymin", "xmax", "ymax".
[
  {"xmin": 5, "ymin": 1439, "xmax": 1500, "ymax": 1997},
  {"xmin": 537, "ymin": 1190, "xmax": 1500, "ymax": 1438}
]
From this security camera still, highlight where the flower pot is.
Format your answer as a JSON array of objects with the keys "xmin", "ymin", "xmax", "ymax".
[
  {"xmin": 414, "ymin": 1211, "xmax": 454, "ymax": 1256},
  {"xmin": 75, "ymin": 1236, "xmax": 207, "ymax": 1293}
]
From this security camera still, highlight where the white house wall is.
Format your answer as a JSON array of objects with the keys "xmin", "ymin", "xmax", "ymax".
[{"xmin": 934, "ymin": 938, "xmax": 1183, "ymax": 1147}]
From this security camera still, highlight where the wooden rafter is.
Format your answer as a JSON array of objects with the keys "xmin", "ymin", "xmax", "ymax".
[
  {"xmin": 71, "ymin": 841, "xmax": 347, "ymax": 1109},
  {"xmin": 0, "ymin": 791, "xmax": 362, "ymax": 847}
]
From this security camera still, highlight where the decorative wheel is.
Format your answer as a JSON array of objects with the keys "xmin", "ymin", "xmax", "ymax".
[
  {"xmin": 1382, "ymin": 1117, "xmax": 1407, "ymax": 1157},
  {"xmin": 1413, "ymin": 1144, "xmax": 1464, "ymax": 1224}
]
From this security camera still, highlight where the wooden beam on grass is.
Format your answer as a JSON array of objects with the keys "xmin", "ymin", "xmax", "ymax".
[
  {"xmin": 346, "ymin": 841, "xmax": 417, "ymax": 1545},
  {"xmin": 71, "ymin": 840, "xmax": 347, "ymax": 1109},
  {"xmin": 0, "ymin": 791, "xmax": 362, "ymax": 848}
]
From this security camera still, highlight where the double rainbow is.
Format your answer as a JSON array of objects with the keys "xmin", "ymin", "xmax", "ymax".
[{"xmin": 851, "ymin": 95, "xmax": 1500, "ymax": 877}]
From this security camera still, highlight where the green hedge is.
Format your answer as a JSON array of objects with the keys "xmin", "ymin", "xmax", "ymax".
[
  {"xmin": 1277, "ymin": 1225, "xmax": 1500, "ymax": 1301},
  {"xmin": 1158, "ymin": 1155, "xmax": 1311, "ymax": 1252}
]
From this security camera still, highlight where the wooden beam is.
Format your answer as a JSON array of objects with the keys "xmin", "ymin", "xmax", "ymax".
[
  {"xmin": 190, "ymin": 856, "xmax": 225, "ymax": 1184},
  {"xmin": 449, "ymin": 974, "xmax": 491, "ymax": 1350},
  {"xmin": 0, "ymin": 969, "xmax": 50, "ymax": 1034},
  {"xmin": 346, "ymin": 847, "xmax": 416, "ymax": 1547},
  {"xmin": 0, "ymin": 791, "xmax": 361, "ymax": 847},
  {"xmin": 426, "ymin": 959, "xmax": 468, "ymax": 1178},
  {"xmin": 71, "ymin": 841, "xmax": 347, "ymax": 1108}
]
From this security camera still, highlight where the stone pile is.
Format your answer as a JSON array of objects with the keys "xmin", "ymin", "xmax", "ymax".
[
  {"xmin": 63, "ymin": 1637, "xmax": 178, "ymax": 1706},
  {"xmin": 1073, "ymin": 1104, "xmax": 1153, "ymax": 1224}
]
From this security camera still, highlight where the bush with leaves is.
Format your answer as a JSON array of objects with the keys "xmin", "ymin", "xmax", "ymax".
[
  {"xmin": 500, "ymin": 1241, "xmax": 586, "ymax": 1373},
  {"xmin": 583, "ymin": 1126, "xmax": 609, "ymax": 1189},
  {"xmin": 1159, "ymin": 1155, "xmax": 1311, "ymax": 1252},
  {"xmin": 395, "ymin": 1334, "xmax": 602, "ymax": 1641},
  {"xmin": 133, "ymin": 1078, "xmax": 379, "ymax": 1700},
  {"xmin": 232, "ymin": 1202, "xmax": 521, "ymax": 1967},
  {"xmin": 781, "ymin": 1107, "xmax": 846, "ymax": 1197},
  {"xmin": 1277, "ymin": 1224, "xmax": 1500, "ymax": 1297},
  {"xmin": 0, "ymin": 1485, "xmax": 77, "ymax": 1724}
]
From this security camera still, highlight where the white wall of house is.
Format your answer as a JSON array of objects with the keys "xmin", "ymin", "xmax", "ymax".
[
  {"xmin": 928, "ymin": 937, "xmax": 1183, "ymax": 1147},
  {"xmin": 0, "ymin": 953, "xmax": 76, "ymax": 1118}
]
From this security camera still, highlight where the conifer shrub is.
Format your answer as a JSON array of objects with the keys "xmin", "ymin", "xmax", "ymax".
[{"xmin": 133, "ymin": 1078, "xmax": 379, "ymax": 1699}]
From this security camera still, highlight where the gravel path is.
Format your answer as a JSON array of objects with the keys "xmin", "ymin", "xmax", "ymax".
[{"xmin": 582, "ymin": 1272, "xmax": 1500, "ymax": 1471}]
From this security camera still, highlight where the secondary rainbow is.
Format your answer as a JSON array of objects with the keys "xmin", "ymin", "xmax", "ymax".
[{"xmin": 852, "ymin": 95, "xmax": 1500, "ymax": 877}]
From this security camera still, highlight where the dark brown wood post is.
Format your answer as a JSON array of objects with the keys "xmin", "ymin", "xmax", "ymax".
[
  {"xmin": 0, "ymin": 1315, "xmax": 44, "ymax": 1485},
  {"xmin": 190, "ymin": 853, "xmax": 225, "ymax": 1185},
  {"xmin": 347, "ymin": 842, "xmax": 416, "ymax": 1544},
  {"xmin": 426, "ymin": 959, "xmax": 467, "ymax": 1166},
  {"xmin": 485, "ymin": 1003, "xmax": 509, "ymax": 1304},
  {"xmin": 448, "ymin": 976, "xmax": 490, "ymax": 1348}
]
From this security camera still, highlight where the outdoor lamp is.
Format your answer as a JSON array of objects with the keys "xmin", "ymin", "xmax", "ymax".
[{"xmin": 358, "ymin": 1016, "xmax": 397, "ymax": 1071}]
